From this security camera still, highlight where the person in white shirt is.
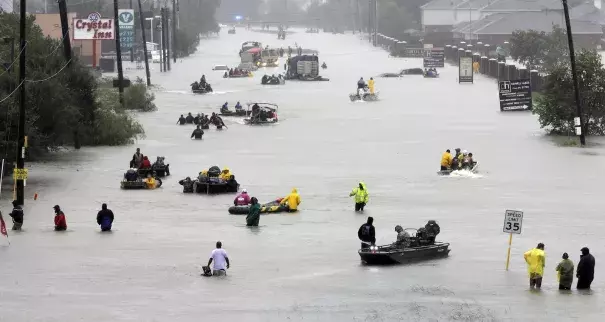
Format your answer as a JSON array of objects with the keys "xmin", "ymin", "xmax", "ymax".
[{"xmin": 207, "ymin": 241, "xmax": 230, "ymax": 276}]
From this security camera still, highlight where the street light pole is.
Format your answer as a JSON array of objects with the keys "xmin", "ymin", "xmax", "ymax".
[
  {"xmin": 138, "ymin": 0, "xmax": 151, "ymax": 86},
  {"xmin": 562, "ymin": 0, "xmax": 586, "ymax": 146}
]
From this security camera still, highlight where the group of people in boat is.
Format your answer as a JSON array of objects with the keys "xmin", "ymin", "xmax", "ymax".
[
  {"xmin": 250, "ymin": 103, "xmax": 276, "ymax": 122},
  {"xmin": 224, "ymin": 68, "xmax": 249, "ymax": 78},
  {"xmin": 191, "ymin": 75, "xmax": 213, "ymax": 92},
  {"xmin": 232, "ymin": 188, "xmax": 300, "ymax": 227},
  {"xmin": 220, "ymin": 101, "xmax": 243, "ymax": 114},
  {"xmin": 440, "ymin": 148, "xmax": 476, "ymax": 171},
  {"xmin": 129, "ymin": 148, "xmax": 166, "ymax": 170},
  {"xmin": 358, "ymin": 217, "xmax": 441, "ymax": 249},
  {"xmin": 356, "ymin": 77, "xmax": 376, "ymax": 97},
  {"xmin": 261, "ymin": 74, "xmax": 284, "ymax": 85},
  {"xmin": 424, "ymin": 68, "xmax": 438, "ymax": 77},
  {"xmin": 178, "ymin": 166, "xmax": 239, "ymax": 193}
]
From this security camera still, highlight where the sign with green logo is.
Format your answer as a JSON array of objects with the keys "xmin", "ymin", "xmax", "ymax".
[{"xmin": 118, "ymin": 9, "xmax": 135, "ymax": 50}]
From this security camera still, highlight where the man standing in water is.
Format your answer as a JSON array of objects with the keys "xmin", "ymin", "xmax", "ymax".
[
  {"xmin": 9, "ymin": 200, "xmax": 24, "ymax": 231},
  {"xmin": 358, "ymin": 217, "xmax": 376, "ymax": 249},
  {"xmin": 96, "ymin": 203, "xmax": 115, "ymax": 232},
  {"xmin": 207, "ymin": 241, "xmax": 230, "ymax": 276},
  {"xmin": 524, "ymin": 243, "xmax": 546, "ymax": 289},
  {"xmin": 556, "ymin": 253, "xmax": 574, "ymax": 290},
  {"xmin": 131, "ymin": 148, "xmax": 143, "ymax": 168},
  {"xmin": 577, "ymin": 247, "xmax": 595, "ymax": 290}
]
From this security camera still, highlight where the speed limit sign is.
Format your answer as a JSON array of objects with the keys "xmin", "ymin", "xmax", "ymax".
[{"xmin": 503, "ymin": 210, "xmax": 523, "ymax": 234}]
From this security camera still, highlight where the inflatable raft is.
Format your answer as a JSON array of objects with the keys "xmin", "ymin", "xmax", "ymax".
[{"xmin": 228, "ymin": 200, "xmax": 288, "ymax": 214}]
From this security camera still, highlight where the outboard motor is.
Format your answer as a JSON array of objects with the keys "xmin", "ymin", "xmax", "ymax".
[{"xmin": 208, "ymin": 166, "xmax": 221, "ymax": 178}]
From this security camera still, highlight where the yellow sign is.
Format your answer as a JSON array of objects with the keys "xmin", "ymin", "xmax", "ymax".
[{"xmin": 13, "ymin": 168, "xmax": 28, "ymax": 180}]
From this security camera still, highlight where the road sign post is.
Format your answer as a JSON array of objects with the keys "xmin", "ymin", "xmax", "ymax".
[
  {"xmin": 498, "ymin": 79, "xmax": 532, "ymax": 111},
  {"xmin": 503, "ymin": 209, "xmax": 523, "ymax": 271},
  {"xmin": 459, "ymin": 56, "xmax": 473, "ymax": 83}
]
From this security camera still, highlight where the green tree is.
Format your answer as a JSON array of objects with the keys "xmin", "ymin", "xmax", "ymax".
[
  {"xmin": 509, "ymin": 30, "xmax": 547, "ymax": 69},
  {"xmin": 534, "ymin": 49, "xmax": 605, "ymax": 135}
]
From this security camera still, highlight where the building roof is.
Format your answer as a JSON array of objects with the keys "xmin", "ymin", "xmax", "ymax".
[
  {"xmin": 571, "ymin": 1, "xmax": 605, "ymax": 24},
  {"xmin": 481, "ymin": 0, "xmax": 563, "ymax": 11},
  {"xmin": 422, "ymin": 0, "xmax": 469, "ymax": 10},
  {"xmin": 452, "ymin": 13, "xmax": 507, "ymax": 33},
  {"xmin": 454, "ymin": 0, "xmax": 495, "ymax": 9},
  {"xmin": 471, "ymin": 11, "xmax": 602, "ymax": 34}
]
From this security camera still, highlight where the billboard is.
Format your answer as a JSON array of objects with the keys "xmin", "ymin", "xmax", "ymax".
[
  {"xmin": 459, "ymin": 57, "xmax": 474, "ymax": 83},
  {"xmin": 73, "ymin": 12, "xmax": 115, "ymax": 40},
  {"xmin": 423, "ymin": 48, "xmax": 445, "ymax": 68}
]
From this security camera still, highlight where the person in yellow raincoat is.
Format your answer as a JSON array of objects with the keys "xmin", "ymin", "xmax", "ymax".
[
  {"xmin": 368, "ymin": 77, "xmax": 375, "ymax": 94},
  {"xmin": 440, "ymin": 149, "xmax": 453, "ymax": 171},
  {"xmin": 524, "ymin": 243, "xmax": 546, "ymax": 289},
  {"xmin": 144, "ymin": 173, "xmax": 156, "ymax": 189},
  {"xmin": 280, "ymin": 188, "xmax": 301, "ymax": 212},
  {"xmin": 219, "ymin": 167, "xmax": 232, "ymax": 181},
  {"xmin": 349, "ymin": 182, "xmax": 369, "ymax": 212}
]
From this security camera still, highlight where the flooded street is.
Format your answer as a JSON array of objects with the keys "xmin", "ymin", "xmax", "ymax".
[{"xmin": 2, "ymin": 28, "xmax": 605, "ymax": 321}]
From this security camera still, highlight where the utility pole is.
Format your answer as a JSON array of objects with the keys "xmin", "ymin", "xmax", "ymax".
[
  {"xmin": 368, "ymin": 0, "xmax": 372, "ymax": 43},
  {"xmin": 16, "ymin": 0, "xmax": 26, "ymax": 205},
  {"xmin": 373, "ymin": 0, "xmax": 377, "ymax": 46},
  {"xmin": 562, "ymin": 0, "xmax": 586, "ymax": 146},
  {"xmin": 113, "ymin": 0, "xmax": 125, "ymax": 106},
  {"xmin": 165, "ymin": 8, "xmax": 171, "ymax": 71},
  {"xmin": 58, "ymin": 0, "xmax": 72, "ymax": 66},
  {"xmin": 137, "ymin": 0, "xmax": 151, "ymax": 86},
  {"xmin": 172, "ymin": 0, "xmax": 177, "ymax": 63},
  {"xmin": 161, "ymin": 7, "xmax": 169, "ymax": 71}
]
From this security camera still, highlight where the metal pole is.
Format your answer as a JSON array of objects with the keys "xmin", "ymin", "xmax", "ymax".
[
  {"xmin": 58, "ymin": 0, "xmax": 72, "ymax": 66},
  {"xmin": 166, "ymin": 10, "xmax": 171, "ymax": 71},
  {"xmin": 367, "ymin": 0, "xmax": 372, "ymax": 42},
  {"xmin": 16, "ymin": 0, "xmax": 26, "ymax": 205},
  {"xmin": 172, "ymin": 0, "xmax": 177, "ymax": 62},
  {"xmin": 373, "ymin": 0, "xmax": 377, "ymax": 46},
  {"xmin": 113, "ymin": 0, "xmax": 125, "ymax": 106},
  {"xmin": 138, "ymin": 0, "xmax": 151, "ymax": 86},
  {"xmin": 162, "ymin": 8, "xmax": 168, "ymax": 71},
  {"xmin": 562, "ymin": 0, "xmax": 586, "ymax": 146}
]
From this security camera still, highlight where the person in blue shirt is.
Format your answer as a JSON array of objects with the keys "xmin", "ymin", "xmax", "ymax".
[{"xmin": 235, "ymin": 101, "xmax": 242, "ymax": 110}]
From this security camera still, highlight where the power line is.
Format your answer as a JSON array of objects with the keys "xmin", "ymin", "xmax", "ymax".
[
  {"xmin": 0, "ymin": 81, "xmax": 23, "ymax": 104},
  {"xmin": 25, "ymin": 58, "xmax": 73, "ymax": 83},
  {"xmin": 40, "ymin": 30, "xmax": 70, "ymax": 59},
  {"xmin": 0, "ymin": 42, "xmax": 27, "ymax": 79}
]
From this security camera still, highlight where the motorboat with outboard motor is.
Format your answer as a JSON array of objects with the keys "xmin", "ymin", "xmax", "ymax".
[
  {"xmin": 350, "ymin": 89, "xmax": 379, "ymax": 102},
  {"xmin": 244, "ymin": 103, "xmax": 278, "ymax": 125},
  {"xmin": 224, "ymin": 71, "xmax": 253, "ymax": 78},
  {"xmin": 219, "ymin": 109, "xmax": 250, "ymax": 117},
  {"xmin": 137, "ymin": 157, "xmax": 170, "ymax": 177},
  {"xmin": 228, "ymin": 199, "xmax": 288, "ymax": 215},
  {"xmin": 261, "ymin": 75, "xmax": 285, "ymax": 85},
  {"xmin": 359, "ymin": 242, "xmax": 450, "ymax": 265},
  {"xmin": 191, "ymin": 82, "xmax": 213, "ymax": 94},
  {"xmin": 193, "ymin": 166, "xmax": 239, "ymax": 194},
  {"xmin": 359, "ymin": 227, "xmax": 450, "ymax": 265},
  {"xmin": 120, "ymin": 169, "xmax": 163, "ymax": 189},
  {"xmin": 437, "ymin": 162, "xmax": 479, "ymax": 176}
]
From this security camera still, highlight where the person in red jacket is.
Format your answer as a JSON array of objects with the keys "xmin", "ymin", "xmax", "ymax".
[
  {"xmin": 140, "ymin": 156, "xmax": 152, "ymax": 169},
  {"xmin": 53, "ymin": 205, "xmax": 67, "ymax": 231}
]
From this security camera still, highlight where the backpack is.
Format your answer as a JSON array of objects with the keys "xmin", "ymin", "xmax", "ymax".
[{"xmin": 361, "ymin": 224, "xmax": 371, "ymax": 237}]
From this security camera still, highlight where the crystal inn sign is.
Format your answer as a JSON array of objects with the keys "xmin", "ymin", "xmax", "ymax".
[{"xmin": 73, "ymin": 12, "xmax": 115, "ymax": 40}]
